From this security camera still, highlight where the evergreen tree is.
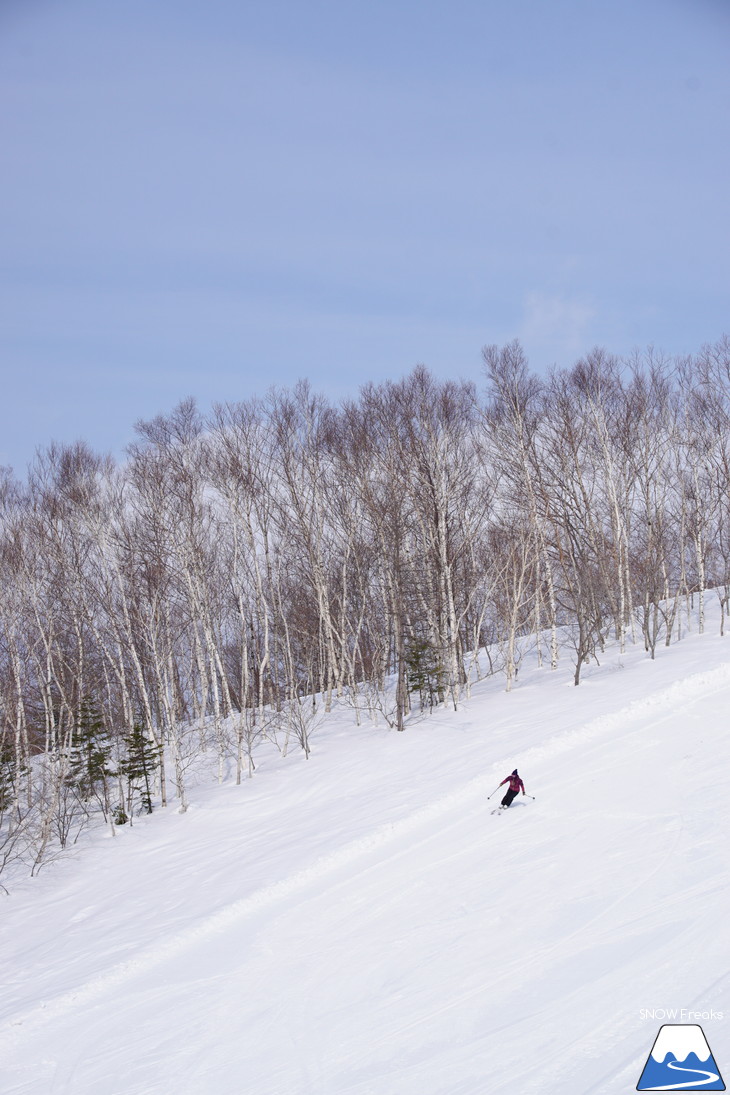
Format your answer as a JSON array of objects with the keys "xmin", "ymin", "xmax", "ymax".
[
  {"xmin": 66, "ymin": 696, "xmax": 114, "ymax": 816},
  {"xmin": 120, "ymin": 722, "xmax": 161, "ymax": 816},
  {"xmin": 405, "ymin": 638, "xmax": 446, "ymax": 712},
  {"xmin": 0, "ymin": 735, "xmax": 16, "ymax": 820}
]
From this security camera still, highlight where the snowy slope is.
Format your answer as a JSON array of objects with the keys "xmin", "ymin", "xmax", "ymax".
[{"xmin": 1, "ymin": 610, "xmax": 729, "ymax": 1095}]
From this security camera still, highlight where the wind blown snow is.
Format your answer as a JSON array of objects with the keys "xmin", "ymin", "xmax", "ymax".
[{"xmin": 1, "ymin": 606, "xmax": 728, "ymax": 1095}]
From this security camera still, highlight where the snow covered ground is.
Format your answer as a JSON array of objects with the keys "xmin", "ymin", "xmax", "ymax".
[{"xmin": 1, "ymin": 605, "xmax": 729, "ymax": 1094}]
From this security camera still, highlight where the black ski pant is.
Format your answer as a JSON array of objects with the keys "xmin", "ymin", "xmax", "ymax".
[{"xmin": 501, "ymin": 788, "xmax": 518, "ymax": 807}]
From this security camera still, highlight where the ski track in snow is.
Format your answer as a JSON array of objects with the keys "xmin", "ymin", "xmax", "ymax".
[{"xmin": 3, "ymin": 657, "xmax": 729, "ymax": 1064}]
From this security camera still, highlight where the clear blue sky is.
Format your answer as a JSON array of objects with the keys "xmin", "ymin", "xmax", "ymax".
[{"xmin": 1, "ymin": 0, "xmax": 729, "ymax": 473}]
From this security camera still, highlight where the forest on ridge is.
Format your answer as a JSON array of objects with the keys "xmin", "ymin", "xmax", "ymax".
[{"xmin": 1, "ymin": 336, "xmax": 729, "ymax": 880}]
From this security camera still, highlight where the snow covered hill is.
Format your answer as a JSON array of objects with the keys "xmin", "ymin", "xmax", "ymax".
[{"xmin": 1, "ymin": 609, "xmax": 729, "ymax": 1094}]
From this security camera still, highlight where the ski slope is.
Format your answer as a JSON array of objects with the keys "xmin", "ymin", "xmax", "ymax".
[{"xmin": 1, "ymin": 610, "xmax": 729, "ymax": 1094}]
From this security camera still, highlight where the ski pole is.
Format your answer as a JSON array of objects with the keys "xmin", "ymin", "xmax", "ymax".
[
  {"xmin": 487, "ymin": 785, "xmax": 502, "ymax": 800},
  {"xmin": 524, "ymin": 794, "xmax": 536, "ymax": 800}
]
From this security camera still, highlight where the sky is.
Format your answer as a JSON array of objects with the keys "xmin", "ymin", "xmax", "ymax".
[{"xmin": 1, "ymin": 0, "xmax": 729, "ymax": 474}]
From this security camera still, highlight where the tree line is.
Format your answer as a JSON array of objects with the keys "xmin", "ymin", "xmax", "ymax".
[{"xmin": 1, "ymin": 337, "xmax": 729, "ymax": 879}]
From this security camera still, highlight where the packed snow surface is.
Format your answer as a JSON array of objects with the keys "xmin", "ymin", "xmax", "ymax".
[{"xmin": 1, "ymin": 607, "xmax": 729, "ymax": 1094}]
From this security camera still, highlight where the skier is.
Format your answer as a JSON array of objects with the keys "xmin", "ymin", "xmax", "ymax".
[{"xmin": 499, "ymin": 769, "xmax": 525, "ymax": 809}]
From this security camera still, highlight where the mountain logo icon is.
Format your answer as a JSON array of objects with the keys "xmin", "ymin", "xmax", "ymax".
[{"xmin": 637, "ymin": 1024, "xmax": 725, "ymax": 1090}]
